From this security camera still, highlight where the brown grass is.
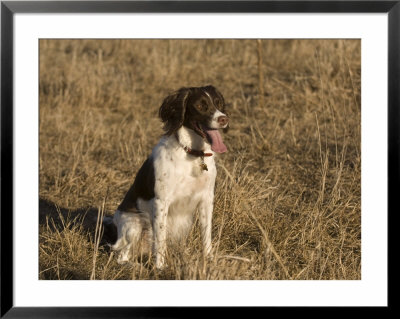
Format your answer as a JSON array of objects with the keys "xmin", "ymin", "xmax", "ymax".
[{"xmin": 39, "ymin": 39, "xmax": 361, "ymax": 280}]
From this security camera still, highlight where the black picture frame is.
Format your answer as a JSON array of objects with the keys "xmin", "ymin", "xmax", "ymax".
[{"xmin": 1, "ymin": 1, "xmax": 394, "ymax": 317}]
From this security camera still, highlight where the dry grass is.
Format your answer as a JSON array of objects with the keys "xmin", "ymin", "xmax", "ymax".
[{"xmin": 39, "ymin": 39, "xmax": 361, "ymax": 280}]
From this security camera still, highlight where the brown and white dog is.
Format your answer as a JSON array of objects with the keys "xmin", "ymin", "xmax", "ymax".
[{"xmin": 110, "ymin": 85, "xmax": 229, "ymax": 268}]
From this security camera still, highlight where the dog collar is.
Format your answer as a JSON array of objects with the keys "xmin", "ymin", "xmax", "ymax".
[{"xmin": 174, "ymin": 132, "xmax": 213, "ymax": 158}]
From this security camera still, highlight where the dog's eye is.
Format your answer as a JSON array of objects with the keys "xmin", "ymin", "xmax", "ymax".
[{"xmin": 196, "ymin": 103, "xmax": 208, "ymax": 112}]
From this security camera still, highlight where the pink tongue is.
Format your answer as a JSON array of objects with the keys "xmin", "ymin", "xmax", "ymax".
[{"xmin": 206, "ymin": 129, "xmax": 227, "ymax": 153}]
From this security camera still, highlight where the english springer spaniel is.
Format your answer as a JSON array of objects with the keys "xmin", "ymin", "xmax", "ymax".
[{"xmin": 111, "ymin": 85, "xmax": 229, "ymax": 269}]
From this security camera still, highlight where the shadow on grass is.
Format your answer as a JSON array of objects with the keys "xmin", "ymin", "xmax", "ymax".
[{"xmin": 39, "ymin": 198, "xmax": 118, "ymax": 246}]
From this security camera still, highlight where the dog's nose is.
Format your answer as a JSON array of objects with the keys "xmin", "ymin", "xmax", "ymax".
[{"xmin": 218, "ymin": 116, "xmax": 229, "ymax": 126}]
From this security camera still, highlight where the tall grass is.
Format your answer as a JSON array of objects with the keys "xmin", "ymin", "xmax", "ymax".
[{"xmin": 39, "ymin": 39, "xmax": 361, "ymax": 280}]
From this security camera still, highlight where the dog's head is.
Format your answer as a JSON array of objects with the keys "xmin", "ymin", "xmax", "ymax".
[{"xmin": 159, "ymin": 85, "xmax": 229, "ymax": 153}]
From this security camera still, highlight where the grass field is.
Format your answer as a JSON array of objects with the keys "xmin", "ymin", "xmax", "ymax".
[{"xmin": 39, "ymin": 39, "xmax": 361, "ymax": 280}]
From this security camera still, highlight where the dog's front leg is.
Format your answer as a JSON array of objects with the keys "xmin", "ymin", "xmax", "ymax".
[
  {"xmin": 152, "ymin": 197, "xmax": 169, "ymax": 269},
  {"xmin": 198, "ymin": 197, "xmax": 213, "ymax": 257}
]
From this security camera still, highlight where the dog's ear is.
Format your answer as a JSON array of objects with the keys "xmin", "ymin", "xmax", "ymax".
[{"xmin": 159, "ymin": 87, "xmax": 191, "ymax": 136}]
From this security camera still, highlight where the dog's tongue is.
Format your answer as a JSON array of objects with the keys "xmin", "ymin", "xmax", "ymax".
[{"xmin": 205, "ymin": 128, "xmax": 227, "ymax": 153}]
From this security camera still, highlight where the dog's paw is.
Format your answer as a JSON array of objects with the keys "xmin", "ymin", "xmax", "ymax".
[
  {"xmin": 154, "ymin": 254, "xmax": 167, "ymax": 270},
  {"xmin": 203, "ymin": 245, "xmax": 215, "ymax": 260},
  {"xmin": 115, "ymin": 246, "xmax": 133, "ymax": 265},
  {"xmin": 204, "ymin": 253, "xmax": 216, "ymax": 263},
  {"xmin": 116, "ymin": 254, "xmax": 130, "ymax": 265}
]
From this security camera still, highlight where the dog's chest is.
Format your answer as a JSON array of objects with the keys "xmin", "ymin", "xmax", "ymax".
[
  {"xmin": 153, "ymin": 146, "xmax": 216, "ymax": 198},
  {"xmin": 166, "ymin": 165, "xmax": 214, "ymax": 216},
  {"xmin": 171, "ymin": 157, "xmax": 215, "ymax": 196},
  {"xmin": 177, "ymin": 168, "xmax": 211, "ymax": 194}
]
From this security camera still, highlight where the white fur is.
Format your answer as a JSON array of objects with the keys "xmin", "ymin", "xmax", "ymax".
[
  {"xmin": 112, "ymin": 125, "xmax": 218, "ymax": 268},
  {"xmin": 209, "ymin": 109, "xmax": 229, "ymax": 129}
]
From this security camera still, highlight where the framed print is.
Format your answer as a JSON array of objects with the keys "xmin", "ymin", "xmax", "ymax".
[{"xmin": 1, "ymin": 0, "xmax": 394, "ymax": 316}]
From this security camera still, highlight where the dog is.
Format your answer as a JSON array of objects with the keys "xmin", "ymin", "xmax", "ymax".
[{"xmin": 110, "ymin": 85, "xmax": 229, "ymax": 269}]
